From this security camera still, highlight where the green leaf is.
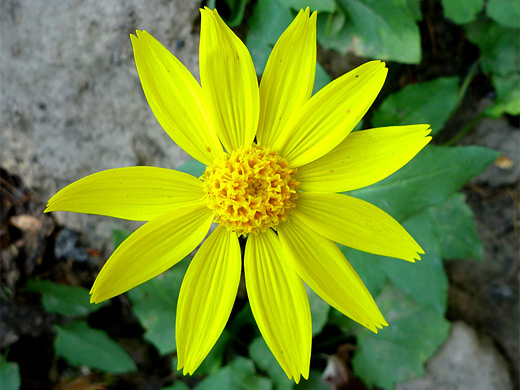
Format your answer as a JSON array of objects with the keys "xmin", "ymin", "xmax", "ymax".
[
  {"xmin": 245, "ymin": 0, "xmax": 337, "ymax": 96},
  {"xmin": 352, "ymin": 118, "xmax": 364, "ymax": 132},
  {"xmin": 281, "ymin": 0, "xmax": 337, "ymax": 12},
  {"xmin": 25, "ymin": 280, "xmax": 106, "ymax": 317},
  {"xmin": 335, "ymin": 172, "xmax": 489, "ymax": 321},
  {"xmin": 486, "ymin": 73, "xmax": 520, "ymax": 117},
  {"xmin": 54, "ymin": 321, "xmax": 136, "ymax": 373},
  {"xmin": 176, "ymin": 159, "xmax": 206, "ymax": 178},
  {"xmin": 424, "ymin": 193, "xmax": 484, "ymax": 260},
  {"xmin": 195, "ymin": 356, "xmax": 273, "ymax": 390},
  {"xmin": 466, "ymin": 19, "xmax": 520, "ymax": 118},
  {"xmin": 225, "ymin": 0, "xmax": 251, "ymax": 27},
  {"xmin": 486, "ymin": 0, "xmax": 520, "ymax": 28},
  {"xmin": 338, "ymin": 147, "xmax": 496, "ymax": 317},
  {"xmin": 339, "ymin": 246, "xmax": 387, "ymax": 297},
  {"xmin": 379, "ymin": 212, "xmax": 447, "ymax": 314},
  {"xmin": 205, "ymin": 0, "xmax": 250, "ymax": 27},
  {"xmin": 342, "ymin": 214, "xmax": 447, "ymax": 315},
  {"xmin": 112, "ymin": 228, "xmax": 132, "ymax": 249},
  {"xmin": 322, "ymin": 10, "xmax": 347, "ymax": 36},
  {"xmin": 352, "ymin": 283, "xmax": 450, "ymax": 389},
  {"xmin": 465, "ymin": 19, "xmax": 520, "ymax": 76},
  {"xmin": 246, "ymin": 0, "xmax": 293, "ymax": 75},
  {"xmin": 127, "ymin": 261, "xmax": 189, "ymax": 355},
  {"xmin": 315, "ymin": 12, "xmax": 351, "ymax": 52},
  {"xmin": 331, "ymin": 244, "xmax": 387, "ymax": 335},
  {"xmin": 334, "ymin": 194, "xmax": 480, "ymax": 335},
  {"xmin": 197, "ymin": 330, "xmax": 231, "ymax": 375},
  {"xmin": 170, "ymin": 331, "xmax": 230, "ymax": 376},
  {"xmin": 0, "ymin": 356, "xmax": 20, "ymax": 390},
  {"xmin": 295, "ymin": 370, "xmax": 330, "ymax": 389},
  {"xmin": 306, "ymin": 285, "xmax": 330, "ymax": 336},
  {"xmin": 161, "ymin": 381, "xmax": 190, "ymax": 390},
  {"xmin": 327, "ymin": 306, "xmax": 359, "ymax": 335},
  {"xmin": 441, "ymin": 0, "xmax": 484, "ymax": 24},
  {"xmin": 406, "ymin": 0, "xmax": 423, "ymax": 21},
  {"xmin": 228, "ymin": 302, "xmax": 257, "ymax": 334},
  {"xmin": 249, "ymin": 337, "xmax": 294, "ymax": 390},
  {"xmin": 318, "ymin": 0, "xmax": 421, "ymax": 64},
  {"xmin": 350, "ymin": 145, "xmax": 499, "ymax": 221},
  {"xmin": 371, "ymin": 77, "xmax": 460, "ymax": 135}
]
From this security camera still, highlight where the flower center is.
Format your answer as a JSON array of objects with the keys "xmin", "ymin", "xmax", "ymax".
[{"xmin": 203, "ymin": 145, "xmax": 299, "ymax": 235}]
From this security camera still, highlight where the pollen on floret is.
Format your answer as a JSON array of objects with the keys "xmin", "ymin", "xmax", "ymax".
[{"xmin": 203, "ymin": 145, "xmax": 299, "ymax": 235}]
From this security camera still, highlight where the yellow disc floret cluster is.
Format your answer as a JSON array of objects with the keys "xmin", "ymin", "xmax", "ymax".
[{"xmin": 203, "ymin": 145, "xmax": 299, "ymax": 235}]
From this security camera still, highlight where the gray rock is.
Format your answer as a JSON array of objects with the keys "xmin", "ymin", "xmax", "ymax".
[
  {"xmin": 462, "ymin": 117, "xmax": 520, "ymax": 187},
  {"xmin": 396, "ymin": 321, "xmax": 513, "ymax": 390},
  {"xmin": 1, "ymin": 0, "xmax": 202, "ymax": 252}
]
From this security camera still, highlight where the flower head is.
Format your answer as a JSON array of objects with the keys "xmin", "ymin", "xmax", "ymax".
[
  {"xmin": 46, "ymin": 7, "xmax": 431, "ymax": 382},
  {"xmin": 203, "ymin": 144, "xmax": 299, "ymax": 235}
]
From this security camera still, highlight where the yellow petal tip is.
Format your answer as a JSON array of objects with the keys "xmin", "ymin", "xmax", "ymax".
[
  {"xmin": 368, "ymin": 319, "xmax": 388, "ymax": 334},
  {"xmin": 201, "ymin": 6, "xmax": 217, "ymax": 15},
  {"xmin": 89, "ymin": 293, "xmax": 108, "ymax": 304},
  {"xmin": 89, "ymin": 286, "xmax": 104, "ymax": 304},
  {"xmin": 180, "ymin": 364, "xmax": 194, "ymax": 376}
]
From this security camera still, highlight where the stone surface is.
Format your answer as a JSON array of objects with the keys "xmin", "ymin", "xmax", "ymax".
[
  {"xmin": 1, "ymin": 0, "xmax": 202, "ymax": 251},
  {"xmin": 396, "ymin": 321, "xmax": 513, "ymax": 390},
  {"xmin": 461, "ymin": 116, "xmax": 520, "ymax": 187},
  {"xmin": 447, "ymin": 186, "xmax": 520, "ymax": 387}
]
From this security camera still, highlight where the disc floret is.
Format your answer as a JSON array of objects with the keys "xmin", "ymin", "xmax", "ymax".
[{"xmin": 203, "ymin": 145, "xmax": 299, "ymax": 235}]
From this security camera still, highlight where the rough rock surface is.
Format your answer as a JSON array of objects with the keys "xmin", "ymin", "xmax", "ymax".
[
  {"xmin": 462, "ymin": 116, "xmax": 520, "ymax": 187},
  {"xmin": 1, "ymin": 0, "xmax": 202, "ymax": 251},
  {"xmin": 447, "ymin": 185, "xmax": 519, "ymax": 386},
  {"xmin": 396, "ymin": 321, "xmax": 513, "ymax": 390}
]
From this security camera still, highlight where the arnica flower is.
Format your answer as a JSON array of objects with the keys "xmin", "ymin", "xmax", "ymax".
[{"xmin": 46, "ymin": 7, "xmax": 431, "ymax": 382}]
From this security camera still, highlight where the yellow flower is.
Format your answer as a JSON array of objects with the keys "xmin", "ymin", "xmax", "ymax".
[{"xmin": 46, "ymin": 7, "xmax": 431, "ymax": 382}]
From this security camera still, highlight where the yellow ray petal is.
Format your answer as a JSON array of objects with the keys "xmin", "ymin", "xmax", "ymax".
[
  {"xmin": 90, "ymin": 201, "xmax": 213, "ymax": 303},
  {"xmin": 131, "ymin": 31, "xmax": 222, "ymax": 165},
  {"xmin": 200, "ymin": 8, "xmax": 259, "ymax": 151},
  {"xmin": 297, "ymin": 125, "xmax": 432, "ymax": 192},
  {"xmin": 294, "ymin": 193, "xmax": 423, "ymax": 262},
  {"xmin": 245, "ymin": 230, "xmax": 311, "ymax": 383},
  {"xmin": 277, "ymin": 215, "xmax": 387, "ymax": 332},
  {"xmin": 45, "ymin": 167, "xmax": 205, "ymax": 221},
  {"xmin": 273, "ymin": 61, "xmax": 388, "ymax": 167},
  {"xmin": 176, "ymin": 226, "xmax": 241, "ymax": 374},
  {"xmin": 256, "ymin": 8, "xmax": 317, "ymax": 148}
]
